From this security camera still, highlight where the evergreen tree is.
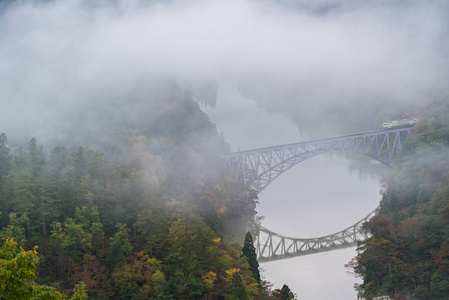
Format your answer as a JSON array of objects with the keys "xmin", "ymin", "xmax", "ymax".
[
  {"xmin": 280, "ymin": 284, "xmax": 296, "ymax": 300},
  {"xmin": 0, "ymin": 133, "xmax": 11, "ymax": 227},
  {"xmin": 241, "ymin": 231, "xmax": 260, "ymax": 284},
  {"xmin": 0, "ymin": 133, "xmax": 10, "ymax": 179},
  {"xmin": 73, "ymin": 146, "xmax": 87, "ymax": 182},
  {"xmin": 348, "ymin": 98, "xmax": 449, "ymax": 299},
  {"xmin": 0, "ymin": 87, "xmax": 275, "ymax": 298},
  {"xmin": 28, "ymin": 138, "xmax": 45, "ymax": 179},
  {"xmin": 47, "ymin": 146, "xmax": 70, "ymax": 180},
  {"xmin": 106, "ymin": 223, "xmax": 133, "ymax": 268},
  {"xmin": 32, "ymin": 172, "xmax": 59, "ymax": 238},
  {"xmin": 13, "ymin": 146, "xmax": 27, "ymax": 169},
  {"xmin": 0, "ymin": 213, "xmax": 29, "ymax": 247}
]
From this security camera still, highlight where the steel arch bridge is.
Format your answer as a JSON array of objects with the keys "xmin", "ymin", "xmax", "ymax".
[
  {"xmin": 222, "ymin": 127, "xmax": 412, "ymax": 193},
  {"xmin": 222, "ymin": 127, "xmax": 413, "ymax": 261},
  {"xmin": 253, "ymin": 209, "xmax": 376, "ymax": 262}
]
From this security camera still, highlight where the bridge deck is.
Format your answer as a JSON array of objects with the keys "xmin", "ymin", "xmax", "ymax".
[
  {"xmin": 222, "ymin": 127, "xmax": 412, "ymax": 193},
  {"xmin": 222, "ymin": 127, "xmax": 411, "ymax": 158}
]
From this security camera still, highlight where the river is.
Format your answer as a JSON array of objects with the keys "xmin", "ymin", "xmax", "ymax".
[{"xmin": 201, "ymin": 81, "xmax": 389, "ymax": 300}]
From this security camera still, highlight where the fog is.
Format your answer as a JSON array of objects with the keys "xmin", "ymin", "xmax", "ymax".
[
  {"xmin": 1, "ymin": 0, "xmax": 448, "ymax": 142},
  {"xmin": 203, "ymin": 81, "xmax": 388, "ymax": 299},
  {"xmin": 1, "ymin": 0, "xmax": 447, "ymax": 298}
]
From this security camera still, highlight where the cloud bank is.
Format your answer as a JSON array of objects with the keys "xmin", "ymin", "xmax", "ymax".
[{"xmin": 0, "ymin": 0, "xmax": 448, "ymax": 141}]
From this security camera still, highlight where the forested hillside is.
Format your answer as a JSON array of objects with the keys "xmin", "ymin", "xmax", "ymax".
[
  {"xmin": 0, "ymin": 83, "xmax": 288, "ymax": 299},
  {"xmin": 348, "ymin": 98, "xmax": 449, "ymax": 300}
]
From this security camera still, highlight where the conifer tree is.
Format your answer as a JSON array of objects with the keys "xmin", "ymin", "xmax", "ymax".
[
  {"xmin": 73, "ymin": 146, "xmax": 87, "ymax": 182},
  {"xmin": 0, "ymin": 133, "xmax": 10, "ymax": 179},
  {"xmin": 106, "ymin": 223, "xmax": 133, "ymax": 267},
  {"xmin": 0, "ymin": 133, "xmax": 11, "ymax": 224},
  {"xmin": 28, "ymin": 138, "xmax": 45, "ymax": 179},
  {"xmin": 280, "ymin": 284, "xmax": 296, "ymax": 300},
  {"xmin": 241, "ymin": 231, "xmax": 260, "ymax": 284}
]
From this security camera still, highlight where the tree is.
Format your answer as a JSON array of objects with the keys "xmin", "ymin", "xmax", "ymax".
[
  {"xmin": 31, "ymin": 172, "xmax": 59, "ymax": 238},
  {"xmin": 0, "ymin": 133, "xmax": 10, "ymax": 179},
  {"xmin": 9, "ymin": 167, "xmax": 34, "ymax": 215},
  {"xmin": 61, "ymin": 218, "xmax": 93, "ymax": 262},
  {"xmin": 106, "ymin": 224, "xmax": 133, "ymax": 268},
  {"xmin": 226, "ymin": 271, "xmax": 248, "ymax": 300},
  {"xmin": 13, "ymin": 147, "xmax": 27, "ymax": 170},
  {"xmin": 241, "ymin": 231, "xmax": 260, "ymax": 284},
  {"xmin": 0, "ymin": 238, "xmax": 65, "ymax": 299},
  {"xmin": 47, "ymin": 146, "xmax": 70, "ymax": 180},
  {"xmin": 110, "ymin": 251, "xmax": 166, "ymax": 298},
  {"xmin": 280, "ymin": 284, "xmax": 296, "ymax": 300},
  {"xmin": 0, "ymin": 238, "xmax": 89, "ymax": 299},
  {"xmin": 0, "ymin": 212, "xmax": 29, "ymax": 248},
  {"xmin": 28, "ymin": 138, "xmax": 45, "ymax": 179},
  {"xmin": 73, "ymin": 146, "xmax": 87, "ymax": 182},
  {"xmin": 347, "ymin": 98, "xmax": 449, "ymax": 299},
  {"xmin": 70, "ymin": 282, "xmax": 88, "ymax": 300},
  {"xmin": 164, "ymin": 215, "xmax": 218, "ymax": 298}
]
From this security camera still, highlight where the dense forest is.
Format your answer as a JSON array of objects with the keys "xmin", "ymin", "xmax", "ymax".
[
  {"xmin": 348, "ymin": 97, "xmax": 449, "ymax": 300},
  {"xmin": 0, "ymin": 83, "xmax": 296, "ymax": 299}
]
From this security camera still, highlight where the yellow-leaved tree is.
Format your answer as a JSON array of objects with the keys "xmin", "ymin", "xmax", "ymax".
[{"xmin": 0, "ymin": 238, "xmax": 87, "ymax": 300}]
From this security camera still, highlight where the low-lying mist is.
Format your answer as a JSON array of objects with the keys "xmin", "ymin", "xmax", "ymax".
[{"xmin": 0, "ymin": 0, "xmax": 447, "ymax": 144}]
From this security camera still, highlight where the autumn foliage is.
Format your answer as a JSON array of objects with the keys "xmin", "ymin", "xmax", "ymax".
[
  {"xmin": 348, "ymin": 98, "xmax": 449, "ymax": 300},
  {"xmin": 0, "ymin": 87, "xmax": 288, "ymax": 299}
]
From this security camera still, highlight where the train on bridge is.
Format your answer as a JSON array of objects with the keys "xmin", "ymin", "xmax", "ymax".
[{"xmin": 382, "ymin": 118, "xmax": 419, "ymax": 129}]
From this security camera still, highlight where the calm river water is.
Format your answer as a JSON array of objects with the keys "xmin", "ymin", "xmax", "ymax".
[{"xmin": 201, "ymin": 81, "xmax": 389, "ymax": 300}]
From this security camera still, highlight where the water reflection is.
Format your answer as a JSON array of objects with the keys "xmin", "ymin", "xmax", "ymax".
[{"xmin": 200, "ymin": 81, "xmax": 388, "ymax": 299}]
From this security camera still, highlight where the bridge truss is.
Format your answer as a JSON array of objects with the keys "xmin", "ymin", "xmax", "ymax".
[
  {"xmin": 252, "ymin": 209, "xmax": 377, "ymax": 262},
  {"xmin": 222, "ymin": 127, "xmax": 412, "ymax": 193},
  {"xmin": 222, "ymin": 127, "xmax": 414, "ymax": 261}
]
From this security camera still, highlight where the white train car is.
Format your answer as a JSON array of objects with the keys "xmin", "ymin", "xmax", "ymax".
[{"xmin": 382, "ymin": 118, "xmax": 419, "ymax": 129}]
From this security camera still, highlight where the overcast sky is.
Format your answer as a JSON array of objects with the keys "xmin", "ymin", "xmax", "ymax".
[{"xmin": 1, "ymin": 0, "xmax": 448, "ymax": 142}]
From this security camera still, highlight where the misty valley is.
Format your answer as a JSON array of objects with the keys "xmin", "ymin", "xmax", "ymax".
[{"xmin": 1, "ymin": 0, "xmax": 449, "ymax": 300}]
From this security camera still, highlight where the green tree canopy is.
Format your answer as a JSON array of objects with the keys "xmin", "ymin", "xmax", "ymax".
[{"xmin": 242, "ymin": 231, "xmax": 260, "ymax": 285}]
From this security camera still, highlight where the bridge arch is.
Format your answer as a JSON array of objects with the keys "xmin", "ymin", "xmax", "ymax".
[
  {"xmin": 223, "ymin": 127, "xmax": 414, "ymax": 261},
  {"xmin": 222, "ymin": 127, "xmax": 412, "ymax": 193},
  {"xmin": 252, "ymin": 209, "xmax": 377, "ymax": 262}
]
